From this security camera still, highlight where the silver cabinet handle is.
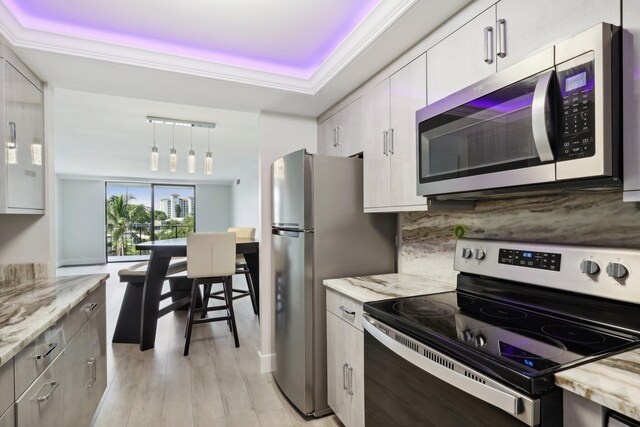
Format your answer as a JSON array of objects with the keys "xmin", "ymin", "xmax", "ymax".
[
  {"xmin": 337, "ymin": 126, "xmax": 342, "ymax": 146},
  {"xmin": 497, "ymin": 19, "xmax": 506, "ymax": 58},
  {"xmin": 383, "ymin": 130, "xmax": 389, "ymax": 155},
  {"xmin": 347, "ymin": 366, "xmax": 354, "ymax": 395},
  {"xmin": 339, "ymin": 305, "xmax": 356, "ymax": 317},
  {"xmin": 7, "ymin": 121, "xmax": 16, "ymax": 148},
  {"xmin": 35, "ymin": 342, "xmax": 58, "ymax": 360},
  {"xmin": 87, "ymin": 358, "xmax": 96, "ymax": 387},
  {"xmin": 33, "ymin": 381, "xmax": 60, "ymax": 403},
  {"xmin": 81, "ymin": 303, "xmax": 98, "ymax": 313},
  {"xmin": 342, "ymin": 363, "xmax": 349, "ymax": 390},
  {"xmin": 332, "ymin": 128, "xmax": 337, "ymax": 147},
  {"xmin": 531, "ymin": 69, "xmax": 555, "ymax": 162},
  {"xmin": 389, "ymin": 128, "xmax": 395, "ymax": 154},
  {"xmin": 484, "ymin": 26, "xmax": 494, "ymax": 64}
]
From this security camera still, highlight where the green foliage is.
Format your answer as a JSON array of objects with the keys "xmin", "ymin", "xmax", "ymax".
[{"xmin": 106, "ymin": 194, "xmax": 150, "ymax": 256}]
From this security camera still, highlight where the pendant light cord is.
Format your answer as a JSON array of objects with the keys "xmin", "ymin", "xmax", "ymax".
[
  {"xmin": 190, "ymin": 126, "xmax": 193, "ymax": 150},
  {"xmin": 153, "ymin": 122, "xmax": 156, "ymax": 148},
  {"xmin": 172, "ymin": 124, "xmax": 175, "ymax": 148}
]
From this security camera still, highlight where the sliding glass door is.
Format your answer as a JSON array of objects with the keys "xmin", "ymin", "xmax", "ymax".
[{"xmin": 106, "ymin": 182, "xmax": 196, "ymax": 262}]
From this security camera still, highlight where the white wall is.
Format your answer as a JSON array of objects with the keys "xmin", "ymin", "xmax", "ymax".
[
  {"xmin": 195, "ymin": 184, "xmax": 231, "ymax": 232},
  {"xmin": 0, "ymin": 85, "xmax": 56, "ymax": 274},
  {"xmin": 58, "ymin": 179, "xmax": 106, "ymax": 266},
  {"xmin": 56, "ymin": 178, "xmax": 232, "ymax": 265},
  {"xmin": 230, "ymin": 164, "xmax": 259, "ymax": 232},
  {"xmin": 257, "ymin": 111, "xmax": 317, "ymax": 372}
]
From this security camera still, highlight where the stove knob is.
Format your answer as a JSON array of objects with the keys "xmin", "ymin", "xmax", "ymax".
[
  {"xmin": 473, "ymin": 249, "xmax": 486, "ymax": 260},
  {"xmin": 461, "ymin": 248, "xmax": 473, "ymax": 259},
  {"xmin": 462, "ymin": 329, "xmax": 473, "ymax": 341},
  {"xmin": 473, "ymin": 335, "xmax": 486, "ymax": 347},
  {"xmin": 580, "ymin": 260, "xmax": 600, "ymax": 276},
  {"xmin": 606, "ymin": 262, "xmax": 628, "ymax": 279}
]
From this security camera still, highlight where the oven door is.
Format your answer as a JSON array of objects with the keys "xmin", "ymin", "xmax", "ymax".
[
  {"xmin": 363, "ymin": 314, "xmax": 546, "ymax": 427},
  {"xmin": 416, "ymin": 48, "xmax": 557, "ymax": 197}
]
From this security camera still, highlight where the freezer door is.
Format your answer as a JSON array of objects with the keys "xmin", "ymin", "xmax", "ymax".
[
  {"xmin": 272, "ymin": 149, "xmax": 313, "ymax": 230},
  {"xmin": 273, "ymin": 228, "xmax": 314, "ymax": 414}
]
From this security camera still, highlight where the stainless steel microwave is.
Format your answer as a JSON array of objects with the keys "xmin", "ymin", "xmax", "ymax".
[{"xmin": 416, "ymin": 23, "xmax": 620, "ymax": 199}]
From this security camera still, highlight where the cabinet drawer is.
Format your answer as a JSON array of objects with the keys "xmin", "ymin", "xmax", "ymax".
[
  {"xmin": 65, "ymin": 282, "xmax": 106, "ymax": 342},
  {"xmin": 16, "ymin": 350, "xmax": 65, "ymax": 427},
  {"xmin": 0, "ymin": 405, "xmax": 14, "ymax": 427},
  {"xmin": 326, "ymin": 289, "xmax": 364, "ymax": 332},
  {"xmin": 0, "ymin": 361, "xmax": 13, "ymax": 417},
  {"xmin": 14, "ymin": 322, "xmax": 66, "ymax": 399}
]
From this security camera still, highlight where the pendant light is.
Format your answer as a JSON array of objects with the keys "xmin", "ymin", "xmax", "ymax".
[
  {"xmin": 169, "ymin": 124, "xmax": 178, "ymax": 173},
  {"xmin": 150, "ymin": 122, "xmax": 159, "ymax": 171},
  {"xmin": 187, "ymin": 126, "xmax": 196, "ymax": 174},
  {"xmin": 205, "ymin": 128, "xmax": 213, "ymax": 175},
  {"xmin": 30, "ymin": 141, "xmax": 42, "ymax": 166}
]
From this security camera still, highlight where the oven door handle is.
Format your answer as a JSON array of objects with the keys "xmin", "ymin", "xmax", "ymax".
[
  {"xmin": 531, "ymin": 69, "xmax": 555, "ymax": 163},
  {"xmin": 363, "ymin": 315, "xmax": 526, "ymax": 418}
]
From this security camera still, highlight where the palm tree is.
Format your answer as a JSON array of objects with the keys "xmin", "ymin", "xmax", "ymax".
[{"xmin": 106, "ymin": 194, "xmax": 149, "ymax": 256}]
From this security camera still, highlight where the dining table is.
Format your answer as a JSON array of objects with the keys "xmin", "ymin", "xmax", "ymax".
[{"xmin": 135, "ymin": 237, "xmax": 259, "ymax": 351}]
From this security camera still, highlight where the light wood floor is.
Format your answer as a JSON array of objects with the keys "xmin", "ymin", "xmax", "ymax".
[{"xmin": 58, "ymin": 263, "xmax": 343, "ymax": 427}]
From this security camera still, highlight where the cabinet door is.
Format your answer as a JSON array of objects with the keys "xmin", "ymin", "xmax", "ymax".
[
  {"xmin": 347, "ymin": 323, "xmax": 364, "ymax": 427},
  {"xmin": 363, "ymin": 80, "xmax": 391, "ymax": 209},
  {"xmin": 389, "ymin": 54, "xmax": 427, "ymax": 208},
  {"xmin": 16, "ymin": 351, "xmax": 65, "ymax": 427},
  {"xmin": 427, "ymin": 6, "xmax": 496, "ymax": 104},
  {"xmin": 86, "ymin": 307, "xmax": 107, "ymax": 422},
  {"xmin": 0, "ymin": 405, "xmax": 14, "ymax": 427},
  {"xmin": 623, "ymin": 0, "xmax": 640, "ymax": 195},
  {"xmin": 327, "ymin": 312, "xmax": 350, "ymax": 426},
  {"xmin": 317, "ymin": 117, "xmax": 336, "ymax": 156},
  {"xmin": 338, "ymin": 97, "xmax": 364, "ymax": 157},
  {"xmin": 496, "ymin": 0, "xmax": 620, "ymax": 70},
  {"xmin": 63, "ymin": 323, "xmax": 90, "ymax": 427},
  {"xmin": 5, "ymin": 62, "xmax": 44, "ymax": 211}
]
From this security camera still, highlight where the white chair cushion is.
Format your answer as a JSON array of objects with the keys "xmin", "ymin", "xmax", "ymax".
[
  {"xmin": 187, "ymin": 232, "xmax": 236, "ymax": 278},
  {"xmin": 228, "ymin": 227, "xmax": 255, "ymax": 239}
]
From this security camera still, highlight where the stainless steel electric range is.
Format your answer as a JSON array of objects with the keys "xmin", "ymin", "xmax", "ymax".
[{"xmin": 363, "ymin": 238, "xmax": 640, "ymax": 427}]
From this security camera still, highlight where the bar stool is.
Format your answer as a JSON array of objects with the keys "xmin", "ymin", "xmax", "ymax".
[
  {"xmin": 213, "ymin": 227, "xmax": 257, "ymax": 314},
  {"xmin": 184, "ymin": 232, "xmax": 238, "ymax": 356}
]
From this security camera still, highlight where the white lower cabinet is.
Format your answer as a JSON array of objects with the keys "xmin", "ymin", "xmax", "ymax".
[
  {"xmin": 63, "ymin": 306, "xmax": 107, "ymax": 427},
  {"xmin": 327, "ymin": 306, "xmax": 364, "ymax": 427},
  {"xmin": 6, "ymin": 282, "xmax": 106, "ymax": 427}
]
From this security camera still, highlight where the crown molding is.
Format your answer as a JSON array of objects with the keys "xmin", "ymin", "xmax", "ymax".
[{"xmin": 0, "ymin": 0, "xmax": 416, "ymax": 94}]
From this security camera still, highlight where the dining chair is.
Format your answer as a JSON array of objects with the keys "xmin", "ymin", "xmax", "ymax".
[
  {"xmin": 184, "ymin": 232, "xmax": 238, "ymax": 355},
  {"xmin": 205, "ymin": 227, "xmax": 258, "ymax": 315}
]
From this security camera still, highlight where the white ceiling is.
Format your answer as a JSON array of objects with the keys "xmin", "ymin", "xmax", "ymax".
[
  {"xmin": 54, "ymin": 89, "xmax": 259, "ymax": 183},
  {"xmin": 10, "ymin": 0, "xmax": 472, "ymax": 183},
  {"xmin": 0, "ymin": 0, "xmax": 472, "ymax": 116}
]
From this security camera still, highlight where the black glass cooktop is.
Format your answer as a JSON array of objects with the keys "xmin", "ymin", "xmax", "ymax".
[{"xmin": 365, "ymin": 290, "xmax": 640, "ymax": 394}]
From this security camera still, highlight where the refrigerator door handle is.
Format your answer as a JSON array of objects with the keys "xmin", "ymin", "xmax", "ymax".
[{"xmin": 272, "ymin": 228, "xmax": 301, "ymax": 238}]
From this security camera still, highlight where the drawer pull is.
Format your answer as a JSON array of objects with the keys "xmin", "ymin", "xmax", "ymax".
[
  {"xmin": 339, "ymin": 305, "xmax": 356, "ymax": 317},
  {"xmin": 347, "ymin": 366, "xmax": 354, "ymax": 395},
  {"xmin": 87, "ymin": 358, "xmax": 96, "ymax": 387},
  {"xmin": 81, "ymin": 303, "xmax": 98, "ymax": 313},
  {"xmin": 33, "ymin": 381, "xmax": 60, "ymax": 403},
  {"xmin": 35, "ymin": 342, "xmax": 58, "ymax": 360},
  {"xmin": 342, "ymin": 363, "xmax": 349, "ymax": 390}
]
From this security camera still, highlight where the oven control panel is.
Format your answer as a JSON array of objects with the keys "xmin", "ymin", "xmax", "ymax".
[
  {"xmin": 498, "ymin": 248, "xmax": 561, "ymax": 272},
  {"xmin": 454, "ymin": 238, "xmax": 640, "ymax": 305}
]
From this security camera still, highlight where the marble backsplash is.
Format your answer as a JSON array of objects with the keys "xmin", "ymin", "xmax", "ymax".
[
  {"xmin": 0, "ymin": 263, "xmax": 49, "ymax": 284},
  {"xmin": 400, "ymin": 192, "xmax": 640, "ymax": 284}
]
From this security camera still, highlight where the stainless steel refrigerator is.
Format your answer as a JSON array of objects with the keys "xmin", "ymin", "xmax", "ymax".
[{"xmin": 272, "ymin": 149, "xmax": 396, "ymax": 417}]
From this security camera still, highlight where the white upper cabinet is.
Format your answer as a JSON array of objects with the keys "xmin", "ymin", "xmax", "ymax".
[
  {"xmin": 496, "ymin": 0, "xmax": 620, "ymax": 70},
  {"xmin": 364, "ymin": 54, "xmax": 427, "ymax": 212},
  {"xmin": 317, "ymin": 97, "xmax": 364, "ymax": 158},
  {"xmin": 427, "ymin": 7, "xmax": 496, "ymax": 104},
  {"xmin": 389, "ymin": 54, "xmax": 427, "ymax": 207}
]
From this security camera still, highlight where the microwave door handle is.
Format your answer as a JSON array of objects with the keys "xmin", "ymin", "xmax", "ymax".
[{"xmin": 531, "ymin": 70, "xmax": 555, "ymax": 162}]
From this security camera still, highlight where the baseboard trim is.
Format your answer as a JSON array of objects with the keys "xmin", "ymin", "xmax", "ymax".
[
  {"xmin": 58, "ymin": 257, "xmax": 106, "ymax": 267},
  {"xmin": 258, "ymin": 350, "xmax": 275, "ymax": 373}
]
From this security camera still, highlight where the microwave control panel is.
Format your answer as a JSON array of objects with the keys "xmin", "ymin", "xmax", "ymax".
[{"xmin": 557, "ymin": 56, "xmax": 595, "ymax": 161}]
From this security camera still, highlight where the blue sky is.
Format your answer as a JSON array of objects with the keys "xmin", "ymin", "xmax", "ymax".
[{"xmin": 106, "ymin": 184, "xmax": 194, "ymax": 210}]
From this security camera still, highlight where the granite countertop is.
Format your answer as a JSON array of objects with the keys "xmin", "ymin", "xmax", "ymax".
[
  {"xmin": 555, "ymin": 348, "xmax": 640, "ymax": 422},
  {"xmin": 0, "ymin": 274, "xmax": 109, "ymax": 367},
  {"xmin": 323, "ymin": 273, "xmax": 455, "ymax": 303}
]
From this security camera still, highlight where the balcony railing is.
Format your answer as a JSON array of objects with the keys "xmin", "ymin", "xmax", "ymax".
[{"xmin": 107, "ymin": 223, "xmax": 193, "ymax": 257}]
